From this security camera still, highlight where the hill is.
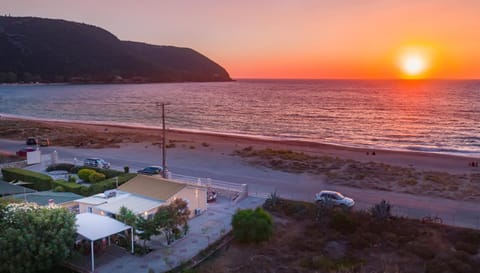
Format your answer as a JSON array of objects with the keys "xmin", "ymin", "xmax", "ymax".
[{"xmin": 0, "ymin": 16, "xmax": 231, "ymax": 83}]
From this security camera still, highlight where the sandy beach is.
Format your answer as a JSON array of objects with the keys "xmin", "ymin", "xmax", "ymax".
[{"xmin": 1, "ymin": 116, "xmax": 480, "ymax": 202}]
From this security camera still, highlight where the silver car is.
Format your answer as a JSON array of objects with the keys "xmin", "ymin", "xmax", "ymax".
[
  {"xmin": 84, "ymin": 158, "xmax": 111, "ymax": 169},
  {"xmin": 315, "ymin": 190, "xmax": 355, "ymax": 208}
]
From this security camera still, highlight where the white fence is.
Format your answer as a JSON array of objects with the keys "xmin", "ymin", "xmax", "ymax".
[{"xmin": 170, "ymin": 173, "xmax": 249, "ymax": 203}]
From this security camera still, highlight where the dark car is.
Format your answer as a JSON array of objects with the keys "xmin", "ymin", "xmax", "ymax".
[
  {"xmin": 26, "ymin": 137, "xmax": 38, "ymax": 146},
  {"xmin": 137, "ymin": 166, "xmax": 163, "ymax": 175},
  {"xmin": 16, "ymin": 147, "xmax": 37, "ymax": 157}
]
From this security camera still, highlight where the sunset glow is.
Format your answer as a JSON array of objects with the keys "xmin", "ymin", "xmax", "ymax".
[{"xmin": 2, "ymin": 1, "xmax": 480, "ymax": 79}]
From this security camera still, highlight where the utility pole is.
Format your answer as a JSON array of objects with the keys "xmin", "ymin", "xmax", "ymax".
[
  {"xmin": 157, "ymin": 102, "xmax": 169, "ymax": 178},
  {"xmin": 162, "ymin": 103, "xmax": 167, "ymax": 178}
]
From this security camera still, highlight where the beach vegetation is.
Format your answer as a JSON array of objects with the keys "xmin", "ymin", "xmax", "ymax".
[
  {"xmin": 201, "ymin": 142, "xmax": 210, "ymax": 147},
  {"xmin": 0, "ymin": 203, "xmax": 76, "ymax": 273},
  {"xmin": 263, "ymin": 190, "xmax": 280, "ymax": 210},
  {"xmin": 189, "ymin": 145, "xmax": 196, "ymax": 149},
  {"xmin": 1, "ymin": 168, "xmax": 53, "ymax": 191},
  {"xmin": 370, "ymin": 200, "xmax": 392, "ymax": 221},
  {"xmin": 166, "ymin": 143, "xmax": 176, "ymax": 148},
  {"xmin": 231, "ymin": 207, "xmax": 273, "ymax": 243}
]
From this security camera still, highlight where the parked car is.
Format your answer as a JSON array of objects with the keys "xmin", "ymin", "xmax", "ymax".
[
  {"xmin": 16, "ymin": 146, "xmax": 37, "ymax": 157},
  {"xmin": 137, "ymin": 166, "xmax": 163, "ymax": 175},
  {"xmin": 84, "ymin": 158, "xmax": 111, "ymax": 169},
  {"xmin": 39, "ymin": 138, "xmax": 50, "ymax": 147},
  {"xmin": 26, "ymin": 137, "xmax": 38, "ymax": 146},
  {"xmin": 314, "ymin": 190, "xmax": 355, "ymax": 208}
]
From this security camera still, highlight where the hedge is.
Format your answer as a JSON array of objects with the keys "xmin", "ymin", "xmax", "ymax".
[
  {"xmin": 1, "ymin": 168, "xmax": 53, "ymax": 191},
  {"xmin": 71, "ymin": 166, "xmax": 123, "ymax": 178},
  {"xmin": 52, "ymin": 173, "xmax": 137, "ymax": 196},
  {"xmin": 46, "ymin": 163, "xmax": 75, "ymax": 173}
]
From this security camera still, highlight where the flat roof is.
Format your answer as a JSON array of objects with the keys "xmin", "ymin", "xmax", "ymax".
[
  {"xmin": 96, "ymin": 193, "xmax": 164, "ymax": 215},
  {"xmin": 8, "ymin": 191, "xmax": 82, "ymax": 206},
  {"xmin": 118, "ymin": 175, "xmax": 187, "ymax": 201},
  {"xmin": 75, "ymin": 195, "xmax": 109, "ymax": 205},
  {"xmin": 0, "ymin": 181, "xmax": 36, "ymax": 196},
  {"xmin": 76, "ymin": 213, "xmax": 131, "ymax": 241}
]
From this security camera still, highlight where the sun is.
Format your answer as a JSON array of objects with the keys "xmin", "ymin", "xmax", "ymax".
[
  {"xmin": 401, "ymin": 54, "xmax": 427, "ymax": 77},
  {"xmin": 397, "ymin": 46, "xmax": 432, "ymax": 79}
]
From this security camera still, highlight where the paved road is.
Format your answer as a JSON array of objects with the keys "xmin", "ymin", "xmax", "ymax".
[{"xmin": 2, "ymin": 139, "xmax": 480, "ymax": 229}]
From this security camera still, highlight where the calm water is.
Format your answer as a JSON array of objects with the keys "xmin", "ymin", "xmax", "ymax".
[{"xmin": 0, "ymin": 80, "xmax": 479, "ymax": 156}]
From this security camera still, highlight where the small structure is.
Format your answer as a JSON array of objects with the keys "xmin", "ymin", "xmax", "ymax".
[
  {"xmin": 75, "ymin": 213, "xmax": 133, "ymax": 273},
  {"xmin": 118, "ymin": 175, "xmax": 208, "ymax": 217},
  {"xmin": 0, "ymin": 181, "xmax": 35, "ymax": 197},
  {"xmin": 8, "ymin": 191, "xmax": 82, "ymax": 210}
]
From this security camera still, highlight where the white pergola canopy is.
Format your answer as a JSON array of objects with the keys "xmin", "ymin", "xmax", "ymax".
[
  {"xmin": 75, "ymin": 213, "xmax": 134, "ymax": 272},
  {"xmin": 76, "ymin": 213, "xmax": 131, "ymax": 241}
]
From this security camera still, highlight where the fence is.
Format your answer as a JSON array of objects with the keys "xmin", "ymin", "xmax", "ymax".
[{"xmin": 170, "ymin": 173, "xmax": 249, "ymax": 203}]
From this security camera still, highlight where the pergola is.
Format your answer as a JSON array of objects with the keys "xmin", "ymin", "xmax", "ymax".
[{"xmin": 75, "ymin": 213, "xmax": 134, "ymax": 272}]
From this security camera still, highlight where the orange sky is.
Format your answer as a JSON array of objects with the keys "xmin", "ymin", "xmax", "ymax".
[{"xmin": 2, "ymin": 0, "xmax": 480, "ymax": 79}]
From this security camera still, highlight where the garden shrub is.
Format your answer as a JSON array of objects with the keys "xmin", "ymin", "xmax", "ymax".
[
  {"xmin": 68, "ymin": 175, "xmax": 77, "ymax": 183},
  {"xmin": 78, "ymin": 169, "xmax": 95, "ymax": 182},
  {"xmin": 71, "ymin": 166, "xmax": 122, "ymax": 178},
  {"xmin": 232, "ymin": 207, "xmax": 273, "ymax": 243},
  {"xmin": 1, "ymin": 168, "xmax": 52, "ymax": 190},
  {"xmin": 52, "ymin": 174, "xmax": 136, "ymax": 196},
  {"xmin": 53, "ymin": 186, "xmax": 65, "ymax": 192},
  {"xmin": 88, "ymin": 172, "xmax": 106, "ymax": 183},
  {"xmin": 52, "ymin": 180, "xmax": 83, "ymax": 195},
  {"xmin": 45, "ymin": 163, "xmax": 75, "ymax": 172}
]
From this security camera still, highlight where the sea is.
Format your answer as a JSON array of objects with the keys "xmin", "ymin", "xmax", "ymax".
[{"xmin": 0, "ymin": 79, "xmax": 479, "ymax": 157}]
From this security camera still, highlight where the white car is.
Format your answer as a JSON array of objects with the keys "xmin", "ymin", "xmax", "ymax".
[{"xmin": 315, "ymin": 190, "xmax": 355, "ymax": 208}]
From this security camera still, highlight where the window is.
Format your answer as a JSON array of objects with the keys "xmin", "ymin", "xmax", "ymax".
[{"xmin": 87, "ymin": 207, "xmax": 93, "ymax": 213}]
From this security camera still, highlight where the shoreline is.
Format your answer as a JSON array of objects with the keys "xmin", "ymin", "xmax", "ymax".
[{"xmin": 1, "ymin": 113, "xmax": 478, "ymax": 161}]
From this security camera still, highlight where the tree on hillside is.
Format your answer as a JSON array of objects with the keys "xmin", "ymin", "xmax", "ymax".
[
  {"xmin": 232, "ymin": 208, "xmax": 273, "ymax": 243},
  {"xmin": 0, "ymin": 203, "xmax": 76, "ymax": 273}
]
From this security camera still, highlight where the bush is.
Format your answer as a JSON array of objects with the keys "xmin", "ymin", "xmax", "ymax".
[
  {"xmin": 89, "ymin": 172, "xmax": 106, "ymax": 183},
  {"xmin": 68, "ymin": 175, "xmax": 77, "ymax": 183},
  {"xmin": 52, "ymin": 180, "xmax": 84, "ymax": 195},
  {"xmin": 78, "ymin": 169, "xmax": 96, "ymax": 182},
  {"xmin": 45, "ymin": 163, "xmax": 75, "ymax": 172},
  {"xmin": 1, "ymin": 168, "xmax": 52, "ymax": 190},
  {"xmin": 53, "ymin": 186, "xmax": 65, "ymax": 192},
  {"xmin": 232, "ymin": 208, "xmax": 273, "ymax": 243},
  {"xmin": 124, "ymin": 166, "xmax": 130, "ymax": 173},
  {"xmin": 370, "ymin": 200, "xmax": 392, "ymax": 221},
  {"xmin": 71, "ymin": 166, "xmax": 123, "ymax": 178}
]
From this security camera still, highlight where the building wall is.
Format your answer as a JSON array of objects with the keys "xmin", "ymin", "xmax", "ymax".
[{"xmin": 168, "ymin": 185, "xmax": 207, "ymax": 217}]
